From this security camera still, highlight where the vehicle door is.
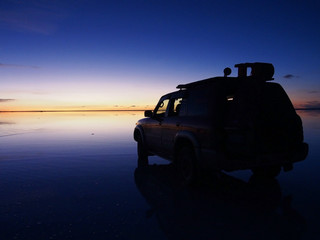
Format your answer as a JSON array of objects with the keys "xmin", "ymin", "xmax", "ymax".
[
  {"xmin": 160, "ymin": 92, "xmax": 186, "ymax": 158},
  {"xmin": 144, "ymin": 96, "xmax": 170, "ymax": 154}
]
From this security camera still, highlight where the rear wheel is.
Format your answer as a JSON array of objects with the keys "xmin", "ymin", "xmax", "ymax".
[
  {"xmin": 177, "ymin": 146, "xmax": 197, "ymax": 185},
  {"xmin": 136, "ymin": 133, "xmax": 148, "ymax": 167},
  {"xmin": 251, "ymin": 165, "xmax": 281, "ymax": 178}
]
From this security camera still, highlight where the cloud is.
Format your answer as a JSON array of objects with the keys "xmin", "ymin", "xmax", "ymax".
[
  {"xmin": 308, "ymin": 90, "xmax": 319, "ymax": 94},
  {"xmin": 0, "ymin": 10, "xmax": 56, "ymax": 35},
  {"xmin": 0, "ymin": 99, "xmax": 15, "ymax": 102},
  {"xmin": 283, "ymin": 74, "xmax": 297, "ymax": 79},
  {"xmin": 0, "ymin": 121, "xmax": 15, "ymax": 125},
  {"xmin": 300, "ymin": 101, "xmax": 320, "ymax": 109},
  {"xmin": 0, "ymin": 63, "xmax": 40, "ymax": 69},
  {"xmin": 31, "ymin": 91, "xmax": 49, "ymax": 95},
  {"xmin": 0, "ymin": 1, "xmax": 68, "ymax": 35},
  {"xmin": 130, "ymin": 105, "xmax": 136, "ymax": 107}
]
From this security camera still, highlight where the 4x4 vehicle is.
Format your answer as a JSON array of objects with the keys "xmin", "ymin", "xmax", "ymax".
[{"xmin": 134, "ymin": 63, "xmax": 308, "ymax": 182}]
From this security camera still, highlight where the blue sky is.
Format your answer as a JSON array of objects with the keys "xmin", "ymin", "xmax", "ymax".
[{"xmin": 0, "ymin": 0, "xmax": 320, "ymax": 110}]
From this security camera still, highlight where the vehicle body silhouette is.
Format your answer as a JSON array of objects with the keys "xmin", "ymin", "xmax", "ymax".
[{"xmin": 134, "ymin": 63, "xmax": 308, "ymax": 182}]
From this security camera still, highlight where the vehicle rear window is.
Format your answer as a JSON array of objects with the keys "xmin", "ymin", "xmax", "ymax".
[
  {"xmin": 187, "ymin": 85, "xmax": 228, "ymax": 117},
  {"xmin": 259, "ymin": 82, "xmax": 296, "ymax": 121},
  {"xmin": 187, "ymin": 87, "xmax": 211, "ymax": 116}
]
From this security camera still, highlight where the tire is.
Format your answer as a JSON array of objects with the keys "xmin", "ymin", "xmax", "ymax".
[
  {"xmin": 251, "ymin": 165, "xmax": 281, "ymax": 178},
  {"xmin": 136, "ymin": 133, "xmax": 148, "ymax": 167},
  {"xmin": 177, "ymin": 146, "xmax": 197, "ymax": 185}
]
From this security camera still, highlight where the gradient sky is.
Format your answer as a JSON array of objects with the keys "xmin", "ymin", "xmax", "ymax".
[{"xmin": 1, "ymin": 0, "xmax": 319, "ymax": 111}]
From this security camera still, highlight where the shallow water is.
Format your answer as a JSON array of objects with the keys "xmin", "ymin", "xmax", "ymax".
[{"xmin": 0, "ymin": 110, "xmax": 319, "ymax": 239}]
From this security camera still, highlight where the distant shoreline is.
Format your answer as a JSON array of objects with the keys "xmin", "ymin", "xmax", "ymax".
[
  {"xmin": 1, "ymin": 108, "xmax": 319, "ymax": 113},
  {"xmin": 295, "ymin": 108, "xmax": 320, "ymax": 111},
  {"xmin": 0, "ymin": 110, "xmax": 150, "ymax": 113}
]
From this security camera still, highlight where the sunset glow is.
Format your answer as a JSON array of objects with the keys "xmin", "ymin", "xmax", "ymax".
[{"xmin": 1, "ymin": 0, "xmax": 319, "ymax": 111}]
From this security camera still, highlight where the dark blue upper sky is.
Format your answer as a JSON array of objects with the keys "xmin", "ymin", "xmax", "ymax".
[{"xmin": 1, "ymin": 0, "xmax": 319, "ymax": 110}]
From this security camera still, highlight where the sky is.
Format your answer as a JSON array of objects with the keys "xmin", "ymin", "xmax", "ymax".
[{"xmin": 0, "ymin": 0, "xmax": 320, "ymax": 111}]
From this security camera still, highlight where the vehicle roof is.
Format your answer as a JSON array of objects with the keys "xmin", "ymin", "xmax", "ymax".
[
  {"xmin": 159, "ymin": 77, "xmax": 239, "ymax": 99},
  {"xmin": 176, "ymin": 62, "xmax": 275, "ymax": 90},
  {"xmin": 176, "ymin": 76, "xmax": 238, "ymax": 89}
]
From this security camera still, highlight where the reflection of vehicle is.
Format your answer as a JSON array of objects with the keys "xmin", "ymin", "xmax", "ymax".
[
  {"xmin": 134, "ymin": 164, "xmax": 306, "ymax": 240},
  {"xmin": 134, "ymin": 63, "xmax": 308, "ymax": 182}
]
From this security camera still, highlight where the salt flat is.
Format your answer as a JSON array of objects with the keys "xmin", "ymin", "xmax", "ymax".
[{"xmin": 0, "ymin": 111, "xmax": 319, "ymax": 239}]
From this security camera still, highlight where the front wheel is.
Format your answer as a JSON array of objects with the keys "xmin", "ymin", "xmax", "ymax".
[{"xmin": 137, "ymin": 134, "xmax": 148, "ymax": 167}]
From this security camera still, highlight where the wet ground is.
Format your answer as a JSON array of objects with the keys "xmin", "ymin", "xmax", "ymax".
[{"xmin": 0, "ymin": 111, "xmax": 319, "ymax": 239}]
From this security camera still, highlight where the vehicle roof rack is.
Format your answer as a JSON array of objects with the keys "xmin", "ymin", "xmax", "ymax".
[
  {"xmin": 176, "ymin": 62, "xmax": 274, "ymax": 89},
  {"xmin": 176, "ymin": 77, "xmax": 225, "ymax": 89}
]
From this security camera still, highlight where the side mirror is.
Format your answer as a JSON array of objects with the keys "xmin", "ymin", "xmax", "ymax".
[{"xmin": 144, "ymin": 110, "xmax": 153, "ymax": 118}]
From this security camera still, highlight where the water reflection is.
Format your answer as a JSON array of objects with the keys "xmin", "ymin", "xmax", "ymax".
[
  {"xmin": 0, "ymin": 110, "xmax": 318, "ymax": 239},
  {"xmin": 135, "ymin": 163, "xmax": 306, "ymax": 240},
  {"xmin": 0, "ymin": 111, "xmax": 141, "ymax": 159}
]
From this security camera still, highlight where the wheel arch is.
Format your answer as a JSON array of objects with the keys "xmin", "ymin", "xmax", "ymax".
[
  {"xmin": 134, "ymin": 125, "xmax": 145, "ymax": 143},
  {"xmin": 174, "ymin": 131, "xmax": 200, "ymax": 163}
]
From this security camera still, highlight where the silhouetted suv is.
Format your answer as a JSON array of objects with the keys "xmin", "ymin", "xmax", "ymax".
[{"xmin": 134, "ymin": 63, "xmax": 308, "ymax": 182}]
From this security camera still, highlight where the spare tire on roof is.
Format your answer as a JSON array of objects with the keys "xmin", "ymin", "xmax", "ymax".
[
  {"xmin": 251, "ymin": 63, "xmax": 274, "ymax": 80},
  {"xmin": 235, "ymin": 62, "xmax": 274, "ymax": 81}
]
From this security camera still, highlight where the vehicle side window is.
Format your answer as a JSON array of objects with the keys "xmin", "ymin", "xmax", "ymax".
[
  {"xmin": 154, "ymin": 99, "xmax": 170, "ymax": 117},
  {"xmin": 168, "ymin": 98, "xmax": 183, "ymax": 116},
  {"xmin": 187, "ymin": 88, "xmax": 210, "ymax": 116}
]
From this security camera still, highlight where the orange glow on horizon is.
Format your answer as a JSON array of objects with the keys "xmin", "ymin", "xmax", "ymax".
[
  {"xmin": 1, "ymin": 97, "xmax": 317, "ymax": 112},
  {"xmin": 0, "ymin": 103, "xmax": 155, "ymax": 112}
]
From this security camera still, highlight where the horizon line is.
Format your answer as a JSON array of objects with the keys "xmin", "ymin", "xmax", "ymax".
[
  {"xmin": 294, "ymin": 108, "xmax": 320, "ymax": 111},
  {"xmin": 0, "ymin": 109, "xmax": 151, "ymax": 113},
  {"xmin": 1, "ymin": 108, "xmax": 319, "ymax": 113}
]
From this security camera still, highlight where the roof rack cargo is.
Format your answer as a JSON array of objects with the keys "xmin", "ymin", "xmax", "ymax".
[
  {"xmin": 176, "ymin": 62, "xmax": 274, "ymax": 89},
  {"xmin": 235, "ymin": 62, "xmax": 274, "ymax": 80}
]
